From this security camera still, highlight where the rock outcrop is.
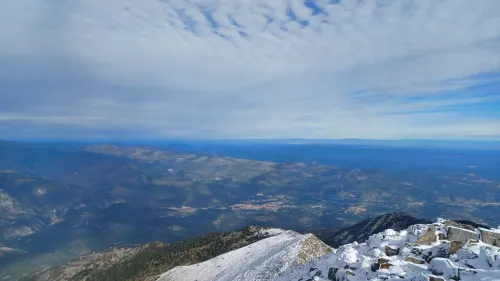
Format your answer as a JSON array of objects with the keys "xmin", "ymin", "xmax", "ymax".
[
  {"xmin": 275, "ymin": 219, "xmax": 500, "ymax": 281},
  {"xmin": 479, "ymin": 228, "xmax": 500, "ymax": 246},
  {"xmin": 417, "ymin": 227, "xmax": 437, "ymax": 245},
  {"xmin": 447, "ymin": 226, "xmax": 480, "ymax": 243}
]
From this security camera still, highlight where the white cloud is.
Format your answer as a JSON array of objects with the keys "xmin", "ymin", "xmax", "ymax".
[{"xmin": 0, "ymin": 0, "xmax": 499, "ymax": 139}]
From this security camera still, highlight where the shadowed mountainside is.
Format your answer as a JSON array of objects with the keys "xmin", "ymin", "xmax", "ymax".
[{"xmin": 313, "ymin": 212, "xmax": 432, "ymax": 248}]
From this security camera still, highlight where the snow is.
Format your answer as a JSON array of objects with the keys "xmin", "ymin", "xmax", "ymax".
[
  {"xmin": 448, "ymin": 226, "xmax": 479, "ymax": 235},
  {"xmin": 157, "ymin": 231, "xmax": 330, "ymax": 281},
  {"xmin": 453, "ymin": 240, "xmax": 500, "ymax": 270},
  {"xmin": 159, "ymin": 219, "xmax": 500, "ymax": 281}
]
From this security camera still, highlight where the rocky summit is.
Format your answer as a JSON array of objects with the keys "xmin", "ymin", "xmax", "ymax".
[{"xmin": 273, "ymin": 218, "xmax": 500, "ymax": 281}]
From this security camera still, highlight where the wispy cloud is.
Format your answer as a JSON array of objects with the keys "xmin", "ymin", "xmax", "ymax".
[{"xmin": 1, "ymin": 0, "xmax": 499, "ymax": 139}]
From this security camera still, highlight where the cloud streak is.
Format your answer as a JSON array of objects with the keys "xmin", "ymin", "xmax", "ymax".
[{"xmin": 1, "ymin": 0, "xmax": 500, "ymax": 139}]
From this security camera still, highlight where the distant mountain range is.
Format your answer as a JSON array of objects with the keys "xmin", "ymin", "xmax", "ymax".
[
  {"xmin": 195, "ymin": 138, "xmax": 500, "ymax": 150},
  {"xmin": 12, "ymin": 139, "xmax": 500, "ymax": 150}
]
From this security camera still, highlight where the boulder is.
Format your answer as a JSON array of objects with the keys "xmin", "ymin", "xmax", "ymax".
[
  {"xmin": 449, "ymin": 241, "xmax": 464, "ymax": 255},
  {"xmin": 371, "ymin": 257, "xmax": 393, "ymax": 271},
  {"xmin": 380, "ymin": 263, "xmax": 394, "ymax": 269},
  {"xmin": 479, "ymin": 228, "xmax": 500, "ymax": 246},
  {"xmin": 428, "ymin": 275, "xmax": 445, "ymax": 281},
  {"xmin": 417, "ymin": 228, "xmax": 437, "ymax": 245},
  {"xmin": 447, "ymin": 226, "xmax": 479, "ymax": 243},
  {"xmin": 385, "ymin": 245, "xmax": 399, "ymax": 256},
  {"xmin": 422, "ymin": 241, "xmax": 450, "ymax": 263},
  {"xmin": 405, "ymin": 256, "xmax": 426, "ymax": 264}
]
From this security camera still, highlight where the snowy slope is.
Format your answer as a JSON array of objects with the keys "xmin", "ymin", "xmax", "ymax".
[{"xmin": 157, "ymin": 230, "xmax": 332, "ymax": 281}]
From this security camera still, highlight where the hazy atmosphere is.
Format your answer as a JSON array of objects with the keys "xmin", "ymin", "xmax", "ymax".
[{"xmin": 1, "ymin": 0, "xmax": 500, "ymax": 139}]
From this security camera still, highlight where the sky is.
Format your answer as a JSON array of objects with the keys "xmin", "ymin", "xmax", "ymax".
[{"xmin": 1, "ymin": 0, "xmax": 500, "ymax": 140}]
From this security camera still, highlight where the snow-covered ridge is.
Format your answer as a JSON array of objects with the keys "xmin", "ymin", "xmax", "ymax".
[
  {"xmin": 159, "ymin": 219, "xmax": 500, "ymax": 281},
  {"xmin": 156, "ymin": 230, "xmax": 332, "ymax": 281}
]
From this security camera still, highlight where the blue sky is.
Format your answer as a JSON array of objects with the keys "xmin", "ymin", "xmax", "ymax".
[{"xmin": 0, "ymin": 0, "xmax": 499, "ymax": 140}]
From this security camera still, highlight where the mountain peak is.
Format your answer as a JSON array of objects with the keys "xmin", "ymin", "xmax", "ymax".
[{"xmin": 157, "ymin": 231, "xmax": 332, "ymax": 281}]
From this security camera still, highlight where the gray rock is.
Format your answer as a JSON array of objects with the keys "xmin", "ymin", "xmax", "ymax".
[
  {"xmin": 385, "ymin": 245, "xmax": 399, "ymax": 256},
  {"xmin": 405, "ymin": 256, "xmax": 426, "ymax": 264},
  {"xmin": 479, "ymin": 228, "xmax": 500, "ymax": 246},
  {"xmin": 447, "ymin": 226, "xmax": 479, "ymax": 243},
  {"xmin": 423, "ymin": 241, "xmax": 450, "ymax": 263}
]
